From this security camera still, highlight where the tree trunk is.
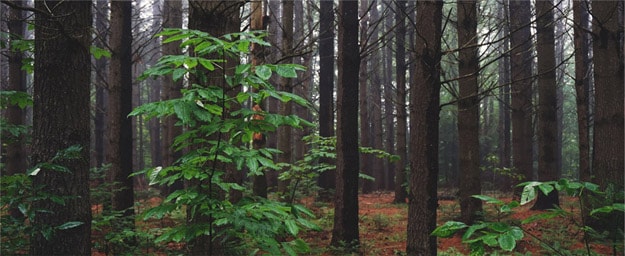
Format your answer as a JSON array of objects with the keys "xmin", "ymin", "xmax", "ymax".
[
  {"xmin": 406, "ymin": 1, "xmax": 442, "ymax": 254},
  {"xmin": 160, "ymin": 0, "xmax": 184, "ymax": 196},
  {"xmin": 277, "ymin": 0, "xmax": 294, "ymax": 197},
  {"xmin": 358, "ymin": 0, "xmax": 374, "ymax": 194},
  {"xmin": 94, "ymin": 0, "xmax": 109, "ymax": 169},
  {"xmin": 107, "ymin": 0, "xmax": 135, "ymax": 224},
  {"xmin": 509, "ymin": 0, "xmax": 534, "ymax": 191},
  {"xmin": 331, "ymin": 0, "xmax": 360, "ymax": 249},
  {"xmin": 317, "ymin": 0, "xmax": 336, "ymax": 201},
  {"xmin": 497, "ymin": 0, "xmax": 512, "ymax": 190},
  {"xmin": 573, "ymin": 0, "xmax": 591, "ymax": 183},
  {"xmin": 457, "ymin": 0, "xmax": 483, "ymax": 224},
  {"xmin": 587, "ymin": 0, "xmax": 624, "ymax": 235},
  {"xmin": 383, "ymin": 3, "xmax": 395, "ymax": 191},
  {"xmin": 393, "ymin": 0, "xmax": 408, "ymax": 204},
  {"xmin": 30, "ymin": 1, "xmax": 92, "ymax": 254},
  {"xmin": 369, "ymin": 1, "xmax": 385, "ymax": 191},
  {"xmin": 533, "ymin": 0, "xmax": 560, "ymax": 210},
  {"xmin": 250, "ymin": 0, "xmax": 268, "ymax": 198}
]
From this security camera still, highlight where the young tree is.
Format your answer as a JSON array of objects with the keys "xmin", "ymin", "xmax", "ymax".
[
  {"xmin": 509, "ymin": 0, "xmax": 534, "ymax": 188},
  {"xmin": 393, "ymin": 0, "xmax": 408, "ymax": 204},
  {"xmin": 317, "ymin": 0, "xmax": 336, "ymax": 200},
  {"xmin": 532, "ymin": 0, "xmax": 560, "ymax": 210},
  {"xmin": 456, "ymin": 0, "xmax": 482, "ymax": 224},
  {"xmin": 107, "ymin": 0, "xmax": 135, "ymax": 222},
  {"xmin": 331, "ymin": 0, "xmax": 360, "ymax": 249},
  {"xmin": 406, "ymin": 0, "xmax": 443, "ymax": 254},
  {"xmin": 30, "ymin": 1, "xmax": 92, "ymax": 254}
]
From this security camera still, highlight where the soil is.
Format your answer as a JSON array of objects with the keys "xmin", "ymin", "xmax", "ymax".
[{"xmin": 90, "ymin": 191, "xmax": 621, "ymax": 255}]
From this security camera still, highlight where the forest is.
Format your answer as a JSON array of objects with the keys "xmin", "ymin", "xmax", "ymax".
[{"xmin": 0, "ymin": 0, "xmax": 623, "ymax": 255}]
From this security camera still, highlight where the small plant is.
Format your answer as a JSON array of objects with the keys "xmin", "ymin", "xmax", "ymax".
[{"xmin": 433, "ymin": 179, "xmax": 624, "ymax": 255}]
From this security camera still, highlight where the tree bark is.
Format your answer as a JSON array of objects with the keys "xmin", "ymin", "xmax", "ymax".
[
  {"xmin": 573, "ymin": 0, "xmax": 591, "ymax": 184},
  {"xmin": 533, "ymin": 0, "xmax": 560, "ymax": 210},
  {"xmin": 30, "ymin": 1, "xmax": 92, "ymax": 254},
  {"xmin": 331, "ymin": 0, "xmax": 360, "ymax": 249},
  {"xmin": 509, "ymin": 0, "xmax": 534, "ymax": 191},
  {"xmin": 587, "ymin": 0, "xmax": 624, "ymax": 235},
  {"xmin": 277, "ymin": 0, "xmax": 294, "ymax": 197},
  {"xmin": 406, "ymin": 0, "xmax": 442, "ymax": 254},
  {"xmin": 457, "ymin": 0, "xmax": 483, "ymax": 224},
  {"xmin": 317, "ymin": 0, "xmax": 336, "ymax": 201},
  {"xmin": 393, "ymin": 0, "xmax": 408, "ymax": 204},
  {"xmin": 358, "ymin": 0, "xmax": 374, "ymax": 194}
]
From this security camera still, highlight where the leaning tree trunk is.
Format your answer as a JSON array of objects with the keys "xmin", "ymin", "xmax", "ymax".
[{"xmin": 30, "ymin": 1, "xmax": 92, "ymax": 254}]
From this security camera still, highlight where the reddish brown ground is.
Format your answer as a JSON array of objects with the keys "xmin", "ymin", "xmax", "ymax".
[
  {"xmin": 91, "ymin": 192, "xmax": 620, "ymax": 255},
  {"xmin": 299, "ymin": 192, "xmax": 620, "ymax": 255}
]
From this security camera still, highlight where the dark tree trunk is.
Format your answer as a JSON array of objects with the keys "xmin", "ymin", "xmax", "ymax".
[
  {"xmin": 393, "ymin": 0, "xmax": 408, "ymax": 204},
  {"xmin": 497, "ymin": 0, "xmax": 512, "ymax": 190},
  {"xmin": 383, "ymin": 3, "xmax": 395, "ymax": 191},
  {"xmin": 587, "ymin": 0, "xmax": 624, "ymax": 235},
  {"xmin": 277, "ymin": 0, "xmax": 294, "ymax": 197},
  {"xmin": 250, "ymin": 0, "xmax": 268, "ymax": 198},
  {"xmin": 369, "ymin": 1, "xmax": 385, "ymax": 191},
  {"xmin": 94, "ymin": 0, "xmax": 109, "ymax": 169},
  {"xmin": 358, "ymin": 0, "xmax": 373, "ymax": 194},
  {"xmin": 317, "ymin": 0, "xmax": 336, "ymax": 201},
  {"xmin": 30, "ymin": 1, "xmax": 92, "ymax": 254},
  {"xmin": 107, "ymin": 0, "xmax": 135, "ymax": 223},
  {"xmin": 533, "ymin": 0, "xmax": 560, "ymax": 210},
  {"xmin": 573, "ymin": 0, "xmax": 591, "ymax": 184},
  {"xmin": 160, "ymin": 0, "xmax": 184, "ymax": 196},
  {"xmin": 331, "ymin": 0, "xmax": 360, "ymax": 249},
  {"xmin": 457, "ymin": 0, "xmax": 483, "ymax": 224},
  {"xmin": 406, "ymin": 1, "xmax": 442, "ymax": 254},
  {"xmin": 509, "ymin": 0, "xmax": 534, "ymax": 190},
  {"xmin": 5, "ymin": 0, "xmax": 28, "ymax": 177}
]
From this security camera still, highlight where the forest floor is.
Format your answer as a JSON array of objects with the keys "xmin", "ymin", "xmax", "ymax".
[
  {"xmin": 90, "ymin": 191, "xmax": 621, "ymax": 255},
  {"xmin": 298, "ymin": 191, "xmax": 621, "ymax": 255}
]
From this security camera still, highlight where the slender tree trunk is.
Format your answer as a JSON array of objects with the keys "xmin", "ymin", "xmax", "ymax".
[
  {"xmin": 94, "ymin": 0, "xmax": 109, "ymax": 169},
  {"xmin": 358, "ymin": 0, "xmax": 374, "ymax": 194},
  {"xmin": 331, "ymin": 0, "xmax": 360, "ymax": 249},
  {"xmin": 107, "ymin": 1, "xmax": 135, "ymax": 224},
  {"xmin": 406, "ymin": 1, "xmax": 442, "ymax": 254},
  {"xmin": 393, "ymin": 0, "xmax": 408, "ymax": 204},
  {"xmin": 160, "ymin": 0, "xmax": 184, "ymax": 195},
  {"xmin": 573, "ymin": 0, "xmax": 591, "ymax": 183},
  {"xmin": 509, "ymin": 0, "xmax": 534, "ymax": 191},
  {"xmin": 30, "ymin": 1, "xmax": 92, "ymax": 254},
  {"xmin": 533, "ymin": 0, "xmax": 560, "ymax": 210},
  {"xmin": 317, "ymin": 0, "xmax": 336, "ymax": 201},
  {"xmin": 369, "ymin": 1, "xmax": 385, "ymax": 191},
  {"xmin": 383, "ymin": 3, "xmax": 395, "ymax": 191},
  {"xmin": 497, "ymin": 0, "xmax": 512, "ymax": 191},
  {"xmin": 277, "ymin": 0, "xmax": 294, "ymax": 197},
  {"xmin": 148, "ymin": 0, "xmax": 162, "ymax": 168},
  {"xmin": 457, "ymin": 0, "xmax": 483, "ymax": 225},
  {"xmin": 250, "ymin": 0, "xmax": 268, "ymax": 198}
]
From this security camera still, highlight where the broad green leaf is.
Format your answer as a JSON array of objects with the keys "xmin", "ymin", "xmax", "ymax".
[
  {"xmin": 90, "ymin": 46, "xmax": 111, "ymax": 59},
  {"xmin": 284, "ymin": 219, "xmax": 299, "ymax": 236},
  {"xmin": 255, "ymin": 65, "xmax": 272, "ymax": 80},
  {"xmin": 462, "ymin": 222, "xmax": 488, "ymax": 240},
  {"xmin": 472, "ymin": 194, "xmax": 503, "ymax": 205},
  {"xmin": 275, "ymin": 65, "xmax": 298, "ymax": 78},
  {"xmin": 57, "ymin": 221, "xmax": 83, "ymax": 230},
  {"xmin": 432, "ymin": 221, "xmax": 468, "ymax": 238},
  {"xmin": 498, "ymin": 231, "xmax": 517, "ymax": 251},
  {"xmin": 537, "ymin": 183, "xmax": 554, "ymax": 196},
  {"xmin": 520, "ymin": 185, "xmax": 537, "ymax": 205},
  {"xmin": 487, "ymin": 222, "xmax": 509, "ymax": 233},
  {"xmin": 172, "ymin": 68, "xmax": 186, "ymax": 81},
  {"xmin": 198, "ymin": 58, "xmax": 215, "ymax": 71},
  {"xmin": 236, "ymin": 63, "xmax": 252, "ymax": 75}
]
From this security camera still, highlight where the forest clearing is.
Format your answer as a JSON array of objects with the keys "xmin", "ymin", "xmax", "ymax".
[{"xmin": 1, "ymin": 0, "xmax": 623, "ymax": 255}]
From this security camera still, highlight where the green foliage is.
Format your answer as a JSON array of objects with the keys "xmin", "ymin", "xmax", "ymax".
[
  {"xmin": 131, "ymin": 29, "xmax": 318, "ymax": 254},
  {"xmin": 0, "ymin": 146, "xmax": 87, "ymax": 255},
  {"xmin": 433, "ymin": 179, "xmax": 624, "ymax": 255}
]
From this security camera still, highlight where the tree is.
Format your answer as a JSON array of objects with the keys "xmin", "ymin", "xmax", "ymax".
[
  {"xmin": 587, "ymin": 0, "xmax": 624, "ymax": 233},
  {"xmin": 277, "ymin": 0, "xmax": 294, "ymax": 197},
  {"xmin": 93, "ymin": 0, "xmax": 109, "ymax": 169},
  {"xmin": 456, "ymin": 0, "xmax": 482, "ymax": 224},
  {"xmin": 107, "ymin": 0, "xmax": 135, "ymax": 223},
  {"xmin": 317, "ymin": 0, "xmax": 335, "ymax": 200},
  {"xmin": 160, "ymin": 0, "xmax": 184, "ymax": 195},
  {"xmin": 393, "ymin": 0, "xmax": 408, "ymax": 204},
  {"xmin": 331, "ymin": 0, "xmax": 360, "ymax": 249},
  {"xmin": 497, "ymin": 0, "xmax": 512, "ymax": 187},
  {"xmin": 406, "ymin": 0, "xmax": 443, "ymax": 254},
  {"xmin": 532, "ymin": 0, "xmax": 560, "ymax": 210},
  {"xmin": 572, "ymin": 0, "xmax": 591, "ymax": 183},
  {"xmin": 250, "ymin": 0, "xmax": 268, "ymax": 198},
  {"xmin": 509, "ymin": 0, "xmax": 534, "ymax": 189},
  {"xmin": 359, "ymin": 0, "xmax": 374, "ymax": 194},
  {"xmin": 30, "ymin": 1, "xmax": 92, "ymax": 254}
]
